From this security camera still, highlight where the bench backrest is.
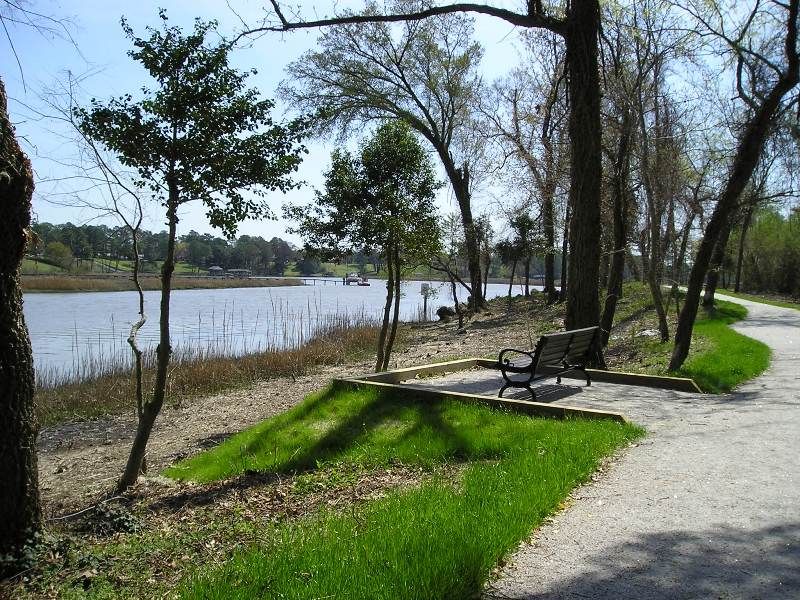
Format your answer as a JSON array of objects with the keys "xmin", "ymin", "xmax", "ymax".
[{"xmin": 532, "ymin": 326, "xmax": 600, "ymax": 367}]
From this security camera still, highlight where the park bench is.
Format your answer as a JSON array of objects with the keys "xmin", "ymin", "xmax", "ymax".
[{"xmin": 496, "ymin": 326, "xmax": 601, "ymax": 400}]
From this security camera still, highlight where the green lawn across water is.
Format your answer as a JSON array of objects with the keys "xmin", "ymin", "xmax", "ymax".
[{"xmin": 166, "ymin": 384, "xmax": 641, "ymax": 599}]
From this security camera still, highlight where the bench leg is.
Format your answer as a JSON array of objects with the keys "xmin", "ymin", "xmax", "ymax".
[{"xmin": 498, "ymin": 383, "xmax": 510, "ymax": 398}]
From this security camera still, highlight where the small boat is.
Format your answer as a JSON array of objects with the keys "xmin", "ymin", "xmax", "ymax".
[
  {"xmin": 345, "ymin": 272, "xmax": 361, "ymax": 284},
  {"xmin": 357, "ymin": 276, "xmax": 371, "ymax": 286}
]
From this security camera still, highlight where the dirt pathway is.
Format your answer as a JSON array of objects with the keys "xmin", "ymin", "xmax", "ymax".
[{"xmin": 484, "ymin": 294, "xmax": 800, "ymax": 599}]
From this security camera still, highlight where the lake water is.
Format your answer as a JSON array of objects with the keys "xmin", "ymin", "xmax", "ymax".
[{"xmin": 24, "ymin": 278, "xmax": 530, "ymax": 382}]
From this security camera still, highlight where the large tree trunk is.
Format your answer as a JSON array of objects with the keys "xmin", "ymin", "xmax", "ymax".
[
  {"xmin": 564, "ymin": 0, "xmax": 603, "ymax": 330},
  {"xmin": 734, "ymin": 205, "xmax": 753, "ymax": 292},
  {"xmin": 669, "ymin": 4, "xmax": 798, "ymax": 370},
  {"xmin": 117, "ymin": 195, "xmax": 179, "ymax": 491},
  {"xmin": 0, "ymin": 78, "xmax": 40, "ymax": 566}
]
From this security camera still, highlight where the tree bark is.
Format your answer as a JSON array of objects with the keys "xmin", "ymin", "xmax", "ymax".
[
  {"xmin": 734, "ymin": 205, "xmax": 753, "ymax": 292},
  {"xmin": 669, "ymin": 0, "xmax": 798, "ymax": 370},
  {"xmin": 703, "ymin": 215, "xmax": 734, "ymax": 306},
  {"xmin": 507, "ymin": 257, "xmax": 517, "ymax": 298},
  {"xmin": 117, "ymin": 193, "xmax": 179, "ymax": 491},
  {"xmin": 600, "ymin": 109, "xmax": 632, "ymax": 347},
  {"xmin": 558, "ymin": 200, "xmax": 570, "ymax": 302},
  {"xmin": 0, "ymin": 78, "xmax": 40, "ymax": 565},
  {"xmin": 524, "ymin": 256, "xmax": 531, "ymax": 297},
  {"xmin": 375, "ymin": 244, "xmax": 394, "ymax": 372},
  {"xmin": 381, "ymin": 245, "xmax": 402, "ymax": 371},
  {"xmin": 564, "ymin": 0, "xmax": 603, "ymax": 330},
  {"xmin": 542, "ymin": 193, "xmax": 558, "ymax": 303}
]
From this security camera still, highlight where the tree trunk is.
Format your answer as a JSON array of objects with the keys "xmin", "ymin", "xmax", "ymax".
[
  {"xmin": 524, "ymin": 256, "xmax": 531, "ymax": 297},
  {"xmin": 117, "ymin": 195, "xmax": 178, "ymax": 491},
  {"xmin": 734, "ymin": 205, "xmax": 753, "ymax": 292},
  {"xmin": 381, "ymin": 246, "xmax": 402, "ymax": 371},
  {"xmin": 542, "ymin": 189, "xmax": 558, "ymax": 304},
  {"xmin": 507, "ymin": 258, "xmax": 517, "ymax": 299},
  {"xmin": 703, "ymin": 216, "xmax": 734, "ymax": 306},
  {"xmin": 437, "ymin": 153, "xmax": 483, "ymax": 310},
  {"xmin": 482, "ymin": 251, "xmax": 490, "ymax": 301},
  {"xmin": 127, "ymin": 225, "xmax": 147, "ymax": 474},
  {"xmin": 0, "ymin": 78, "xmax": 40, "ymax": 566},
  {"xmin": 559, "ymin": 200, "xmax": 570, "ymax": 302},
  {"xmin": 564, "ymin": 0, "xmax": 603, "ymax": 330},
  {"xmin": 375, "ymin": 245, "xmax": 394, "ymax": 372},
  {"xmin": 669, "ymin": 7, "xmax": 799, "ymax": 370},
  {"xmin": 600, "ymin": 109, "xmax": 632, "ymax": 347}
]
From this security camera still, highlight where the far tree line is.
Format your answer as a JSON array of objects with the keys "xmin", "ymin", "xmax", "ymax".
[{"xmin": 28, "ymin": 222, "xmax": 302, "ymax": 275}]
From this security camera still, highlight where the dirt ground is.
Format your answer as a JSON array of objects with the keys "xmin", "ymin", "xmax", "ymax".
[{"xmin": 37, "ymin": 298, "xmax": 560, "ymax": 515}]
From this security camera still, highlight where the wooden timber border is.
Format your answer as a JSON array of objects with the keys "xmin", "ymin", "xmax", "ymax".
[{"xmin": 336, "ymin": 357, "xmax": 703, "ymax": 424}]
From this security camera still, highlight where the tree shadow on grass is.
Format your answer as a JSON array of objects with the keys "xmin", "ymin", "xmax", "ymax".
[
  {"xmin": 154, "ymin": 383, "xmax": 479, "ymax": 511},
  {"xmin": 484, "ymin": 521, "xmax": 800, "ymax": 600}
]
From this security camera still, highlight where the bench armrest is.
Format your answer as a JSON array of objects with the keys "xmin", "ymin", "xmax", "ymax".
[{"xmin": 498, "ymin": 348, "xmax": 536, "ymax": 373}]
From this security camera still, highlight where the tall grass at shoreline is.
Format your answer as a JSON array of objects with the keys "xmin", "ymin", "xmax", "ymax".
[
  {"xmin": 22, "ymin": 274, "xmax": 301, "ymax": 293},
  {"xmin": 36, "ymin": 307, "xmax": 382, "ymax": 425}
]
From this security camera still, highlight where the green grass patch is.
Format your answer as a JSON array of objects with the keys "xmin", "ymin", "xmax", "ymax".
[
  {"xmin": 606, "ymin": 298, "xmax": 770, "ymax": 393},
  {"xmin": 21, "ymin": 258, "xmax": 66, "ymax": 274},
  {"xmin": 718, "ymin": 288, "xmax": 800, "ymax": 311},
  {"xmin": 167, "ymin": 384, "xmax": 641, "ymax": 599},
  {"xmin": 676, "ymin": 300, "xmax": 770, "ymax": 392}
]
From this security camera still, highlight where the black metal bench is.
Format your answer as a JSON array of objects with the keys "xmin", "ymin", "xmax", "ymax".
[{"xmin": 497, "ymin": 326, "xmax": 601, "ymax": 400}]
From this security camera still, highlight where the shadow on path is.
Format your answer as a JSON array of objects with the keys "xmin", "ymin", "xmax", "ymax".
[{"xmin": 486, "ymin": 521, "xmax": 800, "ymax": 600}]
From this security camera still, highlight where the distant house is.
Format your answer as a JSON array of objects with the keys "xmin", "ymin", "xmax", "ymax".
[
  {"xmin": 208, "ymin": 265, "xmax": 224, "ymax": 277},
  {"xmin": 226, "ymin": 268, "xmax": 252, "ymax": 278}
]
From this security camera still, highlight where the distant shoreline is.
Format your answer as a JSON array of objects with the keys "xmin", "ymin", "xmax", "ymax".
[{"xmin": 21, "ymin": 274, "xmax": 304, "ymax": 293}]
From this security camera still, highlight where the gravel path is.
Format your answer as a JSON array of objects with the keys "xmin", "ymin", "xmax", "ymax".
[{"xmin": 477, "ymin": 293, "xmax": 799, "ymax": 599}]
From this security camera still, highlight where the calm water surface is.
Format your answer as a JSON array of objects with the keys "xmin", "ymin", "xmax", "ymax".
[{"xmin": 24, "ymin": 279, "xmax": 528, "ymax": 381}]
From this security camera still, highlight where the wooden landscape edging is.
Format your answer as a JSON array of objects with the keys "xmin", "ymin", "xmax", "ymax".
[
  {"xmin": 360, "ymin": 357, "xmax": 703, "ymax": 394},
  {"xmin": 534, "ymin": 365, "xmax": 703, "ymax": 393},
  {"xmin": 340, "ymin": 356, "xmax": 703, "ymax": 424},
  {"xmin": 335, "ymin": 377, "xmax": 628, "ymax": 423}
]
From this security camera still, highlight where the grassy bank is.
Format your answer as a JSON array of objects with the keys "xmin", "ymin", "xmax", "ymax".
[
  {"xmin": 22, "ymin": 275, "xmax": 302, "ymax": 293},
  {"xmin": 36, "ymin": 322, "xmax": 379, "ymax": 426},
  {"xmin": 13, "ymin": 385, "xmax": 640, "ymax": 599},
  {"xmin": 173, "ymin": 385, "xmax": 641, "ymax": 599},
  {"xmin": 717, "ymin": 288, "xmax": 800, "ymax": 311},
  {"xmin": 605, "ymin": 298, "xmax": 770, "ymax": 393}
]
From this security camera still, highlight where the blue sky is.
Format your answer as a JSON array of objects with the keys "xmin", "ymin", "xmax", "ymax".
[{"xmin": 4, "ymin": 1, "xmax": 524, "ymax": 244}]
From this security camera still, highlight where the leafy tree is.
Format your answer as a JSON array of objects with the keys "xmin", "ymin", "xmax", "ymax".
[
  {"xmin": 669, "ymin": 0, "xmax": 799, "ymax": 369},
  {"xmin": 281, "ymin": 0, "xmax": 487, "ymax": 309},
  {"xmin": 43, "ymin": 241, "xmax": 73, "ymax": 270},
  {"xmin": 76, "ymin": 12, "xmax": 306, "ymax": 491},
  {"xmin": 296, "ymin": 252, "xmax": 322, "ymax": 276},
  {"xmin": 288, "ymin": 121, "xmax": 441, "ymax": 370},
  {"xmin": 251, "ymin": 0, "xmax": 605, "ymax": 330},
  {"xmin": 270, "ymin": 237, "xmax": 294, "ymax": 275}
]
